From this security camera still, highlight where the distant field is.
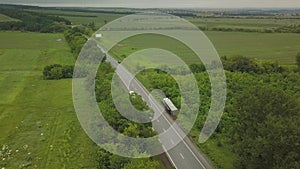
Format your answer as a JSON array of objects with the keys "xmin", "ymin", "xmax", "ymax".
[
  {"xmin": 28, "ymin": 9, "xmax": 124, "ymax": 28},
  {"xmin": 0, "ymin": 32, "xmax": 97, "ymax": 168},
  {"xmin": 0, "ymin": 13, "xmax": 19, "ymax": 22},
  {"xmin": 187, "ymin": 17, "xmax": 300, "ymax": 31},
  {"xmin": 109, "ymin": 31, "xmax": 300, "ymax": 65},
  {"xmin": 206, "ymin": 31, "xmax": 300, "ymax": 65},
  {"xmin": 27, "ymin": 8, "xmax": 300, "ymax": 65}
]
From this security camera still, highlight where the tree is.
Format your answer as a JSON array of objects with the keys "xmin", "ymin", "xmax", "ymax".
[
  {"xmin": 43, "ymin": 64, "xmax": 74, "ymax": 80},
  {"xmin": 123, "ymin": 123, "xmax": 140, "ymax": 138},
  {"xmin": 96, "ymin": 148, "xmax": 111, "ymax": 169},
  {"xmin": 123, "ymin": 159, "xmax": 159, "ymax": 169},
  {"xmin": 109, "ymin": 155, "xmax": 130, "ymax": 169},
  {"xmin": 233, "ymin": 86, "xmax": 300, "ymax": 169},
  {"xmin": 222, "ymin": 56, "xmax": 260, "ymax": 73}
]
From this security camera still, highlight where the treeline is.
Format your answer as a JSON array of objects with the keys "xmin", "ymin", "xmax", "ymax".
[
  {"xmin": 189, "ymin": 55, "xmax": 285, "ymax": 74},
  {"xmin": 64, "ymin": 26, "xmax": 91, "ymax": 56},
  {"xmin": 198, "ymin": 25, "xmax": 300, "ymax": 34},
  {"xmin": 0, "ymin": 7, "xmax": 71, "ymax": 33}
]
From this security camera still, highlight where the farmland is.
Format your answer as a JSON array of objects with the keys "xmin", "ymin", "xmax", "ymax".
[
  {"xmin": 109, "ymin": 31, "xmax": 300, "ymax": 65},
  {"xmin": 0, "ymin": 32, "xmax": 97, "ymax": 168}
]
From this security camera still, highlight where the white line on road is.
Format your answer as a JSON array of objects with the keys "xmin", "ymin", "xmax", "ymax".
[
  {"xmin": 160, "ymin": 114, "xmax": 206, "ymax": 169},
  {"xmin": 180, "ymin": 153, "xmax": 185, "ymax": 159},
  {"xmin": 162, "ymin": 145, "xmax": 178, "ymax": 169},
  {"xmin": 170, "ymin": 139, "xmax": 175, "ymax": 145}
]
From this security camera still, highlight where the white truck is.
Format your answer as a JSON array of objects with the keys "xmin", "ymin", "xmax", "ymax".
[{"xmin": 162, "ymin": 98, "xmax": 178, "ymax": 116}]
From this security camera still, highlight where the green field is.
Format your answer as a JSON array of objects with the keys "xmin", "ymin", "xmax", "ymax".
[
  {"xmin": 28, "ymin": 8, "xmax": 300, "ymax": 65},
  {"xmin": 0, "ymin": 13, "xmax": 19, "ymax": 22},
  {"xmin": 187, "ymin": 17, "xmax": 300, "ymax": 31},
  {"xmin": 0, "ymin": 32, "xmax": 97, "ymax": 168},
  {"xmin": 206, "ymin": 31, "xmax": 300, "ymax": 65},
  {"xmin": 109, "ymin": 31, "xmax": 300, "ymax": 65}
]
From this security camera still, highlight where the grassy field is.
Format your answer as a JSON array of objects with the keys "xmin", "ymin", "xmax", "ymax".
[
  {"xmin": 0, "ymin": 32, "xmax": 97, "ymax": 169},
  {"xmin": 28, "ymin": 8, "xmax": 300, "ymax": 65},
  {"xmin": 206, "ymin": 31, "xmax": 300, "ymax": 65},
  {"xmin": 109, "ymin": 31, "xmax": 300, "ymax": 65},
  {"xmin": 187, "ymin": 17, "xmax": 300, "ymax": 31},
  {"xmin": 0, "ymin": 13, "xmax": 19, "ymax": 22}
]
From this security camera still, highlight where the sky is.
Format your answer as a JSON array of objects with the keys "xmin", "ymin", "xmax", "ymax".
[{"xmin": 0, "ymin": 0, "xmax": 300, "ymax": 8}]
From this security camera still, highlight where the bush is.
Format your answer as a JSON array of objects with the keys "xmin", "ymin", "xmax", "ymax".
[{"xmin": 43, "ymin": 64, "xmax": 74, "ymax": 80}]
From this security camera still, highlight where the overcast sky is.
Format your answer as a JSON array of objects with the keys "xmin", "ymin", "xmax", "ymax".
[{"xmin": 0, "ymin": 0, "xmax": 299, "ymax": 8}]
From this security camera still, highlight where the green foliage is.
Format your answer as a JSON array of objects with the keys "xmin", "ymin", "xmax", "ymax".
[
  {"xmin": 233, "ymin": 86, "xmax": 300, "ymax": 169},
  {"xmin": 123, "ymin": 159, "xmax": 159, "ymax": 169},
  {"xmin": 189, "ymin": 63, "xmax": 206, "ymax": 73},
  {"xmin": 222, "ymin": 55, "xmax": 284, "ymax": 74},
  {"xmin": 129, "ymin": 94, "xmax": 149, "ymax": 111},
  {"xmin": 43, "ymin": 64, "xmax": 74, "ymax": 80},
  {"xmin": 64, "ymin": 27, "xmax": 88, "ymax": 56},
  {"xmin": 0, "ymin": 7, "xmax": 70, "ymax": 32}
]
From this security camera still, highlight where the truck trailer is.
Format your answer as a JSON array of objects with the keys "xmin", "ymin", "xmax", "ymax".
[{"xmin": 162, "ymin": 98, "xmax": 178, "ymax": 116}]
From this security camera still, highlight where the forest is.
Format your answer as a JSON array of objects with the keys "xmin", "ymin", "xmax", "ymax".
[{"xmin": 0, "ymin": 6, "xmax": 71, "ymax": 32}]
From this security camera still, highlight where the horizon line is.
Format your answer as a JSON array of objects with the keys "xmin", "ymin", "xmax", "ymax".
[{"xmin": 1, "ymin": 3, "xmax": 300, "ymax": 10}]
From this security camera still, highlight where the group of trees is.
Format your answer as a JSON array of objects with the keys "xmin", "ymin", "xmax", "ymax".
[
  {"xmin": 0, "ymin": 7, "xmax": 71, "ymax": 33},
  {"xmin": 96, "ymin": 148, "xmax": 159, "ymax": 169},
  {"xmin": 135, "ymin": 54, "xmax": 300, "ymax": 169},
  {"xmin": 197, "ymin": 25, "xmax": 300, "ymax": 34},
  {"xmin": 189, "ymin": 55, "xmax": 285, "ymax": 74},
  {"xmin": 64, "ymin": 27, "xmax": 90, "ymax": 56},
  {"xmin": 43, "ymin": 64, "xmax": 74, "ymax": 80},
  {"xmin": 232, "ymin": 86, "xmax": 300, "ymax": 169}
]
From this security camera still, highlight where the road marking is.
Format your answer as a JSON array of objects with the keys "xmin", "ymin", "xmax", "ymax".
[
  {"xmin": 157, "ymin": 119, "xmax": 160, "ymax": 122},
  {"xmin": 160, "ymin": 114, "xmax": 206, "ymax": 169},
  {"xmin": 180, "ymin": 153, "xmax": 185, "ymax": 159},
  {"xmin": 158, "ymin": 138, "xmax": 161, "ymax": 143},
  {"xmin": 163, "ymin": 128, "xmax": 166, "ymax": 132},
  {"xmin": 162, "ymin": 145, "xmax": 178, "ymax": 169},
  {"xmin": 170, "ymin": 139, "xmax": 174, "ymax": 145}
]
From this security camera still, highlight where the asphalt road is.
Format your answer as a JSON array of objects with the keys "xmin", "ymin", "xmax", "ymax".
[{"xmin": 99, "ymin": 45, "xmax": 214, "ymax": 169}]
